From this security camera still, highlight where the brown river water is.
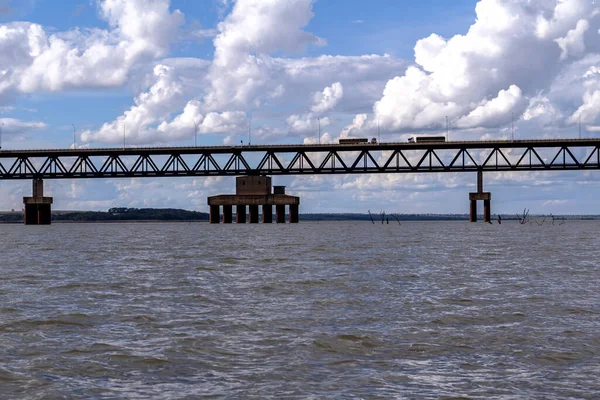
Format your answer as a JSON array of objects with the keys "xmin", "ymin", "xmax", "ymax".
[{"xmin": 0, "ymin": 221, "xmax": 599, "ymax": 399}]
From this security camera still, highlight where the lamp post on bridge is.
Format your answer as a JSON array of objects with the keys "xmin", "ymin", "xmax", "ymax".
[
  {"xmin": 193, "ymin": 120, "xmax": 198, "ymax": 147},
  {"xmin": 248, "ymin": 117, "xmax": 252, "ymax": 146},
  {"xmin": 512, "ymin": 112, "xmax": 515, "ymax": 141},
  {"xmin": 446, "ymin": 116, "xmax": 449, "ymax": 141},
  {"xmin": 72, "ymin": 124, "xmax": 76, "ymax": 149},
  {"xmin": 0, "ymin": 123, "xmax": 4, "ymax": 149},
  {"xmin": 318, "ymin": 117, "xmax": 321, "ymax": 144}
]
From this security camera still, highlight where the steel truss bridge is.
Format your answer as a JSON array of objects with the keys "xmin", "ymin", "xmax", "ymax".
[{"xmin": 1, "ymin": 139, "xmax": 600, "ymax": 180}]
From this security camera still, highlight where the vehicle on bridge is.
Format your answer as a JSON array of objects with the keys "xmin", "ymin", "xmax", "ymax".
[
  {"xmin": 339, "ymin": 138, "xmax": 378, "ymax": 144},
  {"xmin": 408, "ymin": 136, "xmax": 446, "ymax": 143}
]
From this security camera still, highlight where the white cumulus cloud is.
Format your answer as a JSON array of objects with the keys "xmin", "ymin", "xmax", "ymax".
[
  {"xmin": 457, "ymin": 85, "xmax": 526, "ymax": 129},
  {"xmin": 311, "ymin": 82, "xmax": 344, "ymax": 114},
  {"xmin": 0, "ymin": 117, "xmax": 46, "ymax": 133},
  {"xmin": 372, "ymin": 0, "xmax": 600, "ymax": 135},
  {"xmin": 0, "ymin": 0, "xmax": 184, "ymax": 97}
]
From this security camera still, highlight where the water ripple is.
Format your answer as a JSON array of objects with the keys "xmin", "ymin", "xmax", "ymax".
[{"xmin": 0, "ymin": 221, "xmax": 599, "ymax": 398}]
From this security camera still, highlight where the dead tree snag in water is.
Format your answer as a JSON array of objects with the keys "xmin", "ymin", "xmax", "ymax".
[
  {"xmin": 368, "ymin": 210, "xmax": 375, "ymax": 224},
  {"xmin": 516, "ymin": 208, "xmax": 530, "ymax": 224}
]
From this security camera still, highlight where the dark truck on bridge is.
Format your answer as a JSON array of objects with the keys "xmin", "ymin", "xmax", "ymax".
[
  {"xmin": 408, "ymin": 136, "xmax": 446, "ymax": 143},
  {"xmin": 339, "ymin": 138, "xmax": 378, "ymax": 144}
]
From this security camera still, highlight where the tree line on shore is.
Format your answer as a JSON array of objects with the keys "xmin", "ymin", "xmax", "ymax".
[
  {"xmin": 0, "ymin": 207, "xmax": 209, "ymax": 222},
  {"xmin": 0, "ymin": 207, "xmax": 588, "ymax": 223}
]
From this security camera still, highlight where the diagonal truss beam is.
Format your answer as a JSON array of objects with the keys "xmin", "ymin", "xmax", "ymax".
[{"xmin": 0, "ymin": 141, "xmax": 598, "ymax": 179}]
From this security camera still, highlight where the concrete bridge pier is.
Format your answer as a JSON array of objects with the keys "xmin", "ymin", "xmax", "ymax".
[
  {"xmin": 469, "ymin": 198, "xmax": 477, "ymax": 222},
  {"xmin": 289, "ymin": 204, "xmax": 299, "ymax": 224},
  {"xmin": 236, "ymin": 205, "xmax": 247, "ymax": 223},
  {"xmin": 207, "ymin": 176, "xmax": 299, "ymax": 224},
  {"xmin": 23, "ymin": 179, "xmax": 53, "ymax": 225},
  {"xmin": 484, "ymin": 199, "xmax": 491, "ymax": 223},
  {"xmin": 276, "ymin": 205, "xmax": 286, "ymax": 224},
  {"xmin": 249, "ymin": 205, "xmax": 259, "ymax": 223},
  {"xmin": 210, "ymin": 205, "xmax": 220, "ymax": 223},
  {"xmin": 469, "ymin": 170, "xmax": 491, "ymax": 223},
  {"xmin": 223, "ymin": 205, "xmax": 233, "ymax": 223},
  {"xmin": 262, "ymin": 205, "xmax": 273, "ymax": 223}
]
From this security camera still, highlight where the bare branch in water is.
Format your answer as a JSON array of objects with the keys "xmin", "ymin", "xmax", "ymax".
[
  {"xmin": 517, "ymin": 208, "xmax": 530, "ymax": 224},
  {"xmin": 535, "ymin": 217, "xmax": 546, "ymax": 226}
]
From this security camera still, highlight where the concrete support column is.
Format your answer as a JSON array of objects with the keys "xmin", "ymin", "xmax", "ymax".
[
  {"xmin": 222, "ymin": 205, "xmax": 233, "ymax": 224},
  {"xmin": 236, "ymin": 205, "xmax": 247, "ymax": 223},
  {"xmin": 276, "ymin": 205, "xmax": 286, "ymax": 224},
  {"xmin": 249, "ymin": 205, "xmax": 259, "ymax": 223},
  {"xmin": 33, "ymin": 178, "xmax": 44, "ymax": 197},
  {"xmin": 470, "ymin": 200, "xmax": 477, "ymax": 223},
  {"xmin": 209, "ymin": 205, "xmax": 220, "ymax": 223},
  {"xmin": 24, "ymin": 204, "xmax": 52, "ymax": 225},
  {"xmin": 262, "ymin": 205, "xmax": 273, "ymax": 224},
  {"xmin": 23, "ymin": 178, "xmax": 53, "ymax": 225},
  {"xmin": 289, "ymin": 204, "xmax": 299, "ymax": 224},
  {"xmin": 477, "ymin": 170, "xmax": 483, "ymax": 193},
  {"xmin": 484, "ymin": 199, "xmax": 491, "ymax": 223},
  {"xmin": 469, "ymin": 192, "xmax": 491, "ymax": 223}
]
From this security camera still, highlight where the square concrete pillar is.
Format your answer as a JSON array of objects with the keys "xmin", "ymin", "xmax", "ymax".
[
  {"xmin": 484, "ymin": 199, "xmax": 491, "ymax": 223},
  {"xmin": 469, "ymin": 192, "xmax": 491, "ymax": 223},
  {"xmin": 262, "ymin": 205, "xmax": 273, "ymax": 224},
  {"xmin": 249, "ymin": 205, "xmax": 259, "ymax": 223},
  {"xmin": 276, "ymin": 205, "xmax": 286, "ymax": 224},
  {"xmin": 469, "ymin": 200, "xmax": 477, "ymax": 223},
  {"xmin": 209, "ymin": 205, "xmax": 220, "ymax": 223},
  {"xmin": 33, "ymin": 179, "xmax": 44, "ymax": 197},
  {"xmin": 23, "ymin": 179, "xmax": 53, "ymax": 225},
  {"xmin": 236, "ymin": 205, "xmax": 247, "ymax": 223},
  {"xmin": 289, "ymin": 204, "xmax": 299, "ymax": 223},
  {"xmin": 222, "ymin": 205, "xmax": 233, "ymax": 223},
  {"xmin": 23, "ymin": 203, "xmax": 52, "ymax": 225}
]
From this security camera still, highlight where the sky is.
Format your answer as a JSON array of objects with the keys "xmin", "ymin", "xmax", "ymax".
[{"xmin": 1, "ymin": 0, "xmax": 600, "ymax": 215}]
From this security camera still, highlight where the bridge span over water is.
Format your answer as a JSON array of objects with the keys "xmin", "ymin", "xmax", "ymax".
[{"xmin": 4, "ymin": 138, "xmax": 600, "ymax": 224}]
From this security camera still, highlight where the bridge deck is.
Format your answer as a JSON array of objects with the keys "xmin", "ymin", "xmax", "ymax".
[
  {"xmin": 1, "ymin": 138, "xmax": 600, "ymax": 157},
  {"xmin": 0, "ymin": 138, "xmax": 598, "ymax": 179}
]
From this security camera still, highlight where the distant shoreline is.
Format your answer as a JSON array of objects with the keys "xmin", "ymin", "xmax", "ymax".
[{"xmin": 1, "ymin": 207, "xmax": 598, "ymax": 223}]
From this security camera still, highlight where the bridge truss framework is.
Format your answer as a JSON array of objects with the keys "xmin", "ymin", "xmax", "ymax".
[
  {"xmin": 0, "ymin": 139, "xmax": 599, "ymax": 180},
  {"xmin": 5, "ymin": 139, "xmax": 600, "ymax": 224}
]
